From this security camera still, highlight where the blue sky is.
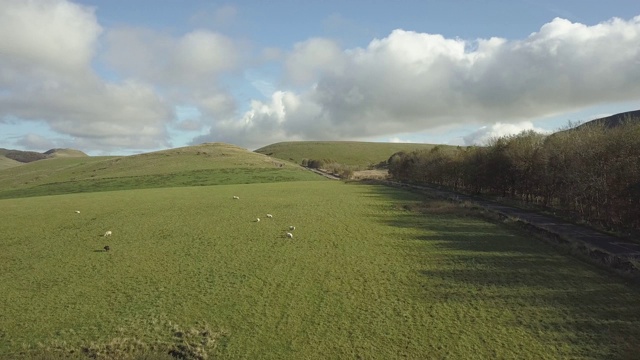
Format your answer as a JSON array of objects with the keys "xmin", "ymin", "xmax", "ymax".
[{"xmin": 1, "ymin": 0, "xmax": 640, "ymax": 155}]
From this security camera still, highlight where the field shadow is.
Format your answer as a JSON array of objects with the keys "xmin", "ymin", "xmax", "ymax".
[{"xmin": 358, "ymin": 183, "xmax": 640, "ymax": 359}]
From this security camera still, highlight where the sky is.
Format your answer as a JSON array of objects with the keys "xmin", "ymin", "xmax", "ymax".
[{"xmin": 1, "ymin": 0, "xmax": 640, "ymax": 155}]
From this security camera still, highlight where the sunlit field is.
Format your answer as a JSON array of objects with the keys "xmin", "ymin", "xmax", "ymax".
[
  {"xmin": 255, "ymin": 141, "xmax": 453, "ymax": 167},
  {"xmin": 1, "ymin": 181, "xmax": 638, "ymax": 359},
  {"xmin": 0, "ymin": 143, "xmax": 321, "ymax": 200}
]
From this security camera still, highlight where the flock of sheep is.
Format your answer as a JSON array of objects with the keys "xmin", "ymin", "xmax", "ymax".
[
  {"xmin": 81, "ymin": 193, "xmax": 298, "ymax": 253},
  {"xmin": 233, "ymin": 195, "xmax": 297, "ymax": 239}
]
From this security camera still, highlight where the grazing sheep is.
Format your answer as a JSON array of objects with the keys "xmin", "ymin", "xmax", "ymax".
[
  {"xmin": 256, "ymin": 218, "xmax": 260, "ymax": 222},
  {"xmin": 289, "ymin": 226, "xmax": 295, "ymax": 231},
  {"xmin": 104, "ymin": 230, "xmax": 112, "ymax": 237},
  {"xmin": 104, "ymin": 245, "xmax": 110, "ymax": 252},
  {"xmin": 75, "ymin": 210, "xmax": 80, "ymax": 214},
  {"xmin": 233, "ymin": 196, "xmax": 240, "ymax": 199},
  {"xmin": 286, "ymin": 232, "xmax": 293, "ymax": 239},
  {"xmin": 266, "ymin": 214, "xmax": 273, "ymax": 218}
]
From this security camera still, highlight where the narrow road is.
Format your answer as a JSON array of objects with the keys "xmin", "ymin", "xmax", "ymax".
[{"xmin": 387, "ymin": 181, "xmax": 640, "ymax": 259}]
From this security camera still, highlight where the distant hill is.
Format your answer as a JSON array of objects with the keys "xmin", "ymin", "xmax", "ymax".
[
  {"xmin": 0, "ymin": 147, "xmax": 88, "ymax": 169},
  {"xmin": 255, "ymin": 141, "xmax": 455, "ymax": 167},
  {"xmin": 43, "ymin": 148, "xmax": 89, "ymax": 158},
  {"xmin": 575, "ymin": 109, "xmax": 640, "ymax": 130},
  {"xmin": 0, "ymin": 142, "xmax": 322, "ymax": 199}
]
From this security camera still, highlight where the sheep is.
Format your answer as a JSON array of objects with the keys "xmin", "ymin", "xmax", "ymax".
[
  {"xmin": 233, "ymin": 196, "xmax": 240, "ymax": 199},
  {"xmin": 286, "ymin": 232, "xmax": 293, "ymax": 239},
  {"xmin": 256, "ymin": 218, "xmax": 260, "ymax": 222},
  {"xmin": 103, "ymin": 245, "xmax": 110, "ymax": 252},
  {"xmin": 289, "ymin": 226, "xmax": 295, "ymax": 231},
  {"xmin": 266, "ymin": 214, "xmax": 273, "ymax": 218},
  {"xmin": 75, "ymin": 210, "xmax": 80, "ymax": 214},
  {"xmin": 104, "ymin": 230, "xmax": 112, "ymax": 237}
]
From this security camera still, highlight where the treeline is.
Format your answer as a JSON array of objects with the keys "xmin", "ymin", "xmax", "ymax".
[
  {"xmin": 302, "ymin": 158, "xmax": 356, "ymax": 179},
  {"xmin": 388, "ymin": 121, "xmax": 640, "ymax": 232}
]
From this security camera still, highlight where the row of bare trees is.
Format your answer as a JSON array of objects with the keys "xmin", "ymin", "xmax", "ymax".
[
  {"xmin": 302, "ymin": 158, "xmax": 356, "ymax": 179},
  {"xmin": 388, "ymin": 121, "xmax": 640, "ymax": 232}
]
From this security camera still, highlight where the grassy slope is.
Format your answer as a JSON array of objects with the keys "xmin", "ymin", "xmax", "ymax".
[
  {"xmin": 0, "ymin": 148, "xmax": 87, "ymax": 171},
  {"xmin": 0, "ymin": 143, "xmax": 322, "ymax": 199},
  {"xmin": 0, "ymin": 156, "xmax": 21, "ymax": 170},
  {"xmin": 255, "ymin": 141, "xmax": 455, "ymax": 167},
  {"xmin": 45, "ymin": 148, "xmax": 89, "ymax": 158},
  {"xmin": 0, "ymin": 182, "xmax": 638, "ymax": 359}
]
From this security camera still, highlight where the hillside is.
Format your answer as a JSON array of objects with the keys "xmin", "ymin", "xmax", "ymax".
[
  {"xmin": 0, "ymin": 156, "xmax": 22, "ymax": 170},
  {"xmin": 255, "ymin": 141, "xmax": 454, "ymax": 167},
  {"xmin": 567, "ymin": 109, "xmax": 640, "ymax": 131},
  {"xmin": 43, "ymin": 148, "xmax": 89, "ymax": 158},
  {"xmin": 0, "ymin": 143, "xmax": 322, "ymax": 199},
  {"xmin": 0, "ymin": 147, "xmax": 88, "ymax": 169}
]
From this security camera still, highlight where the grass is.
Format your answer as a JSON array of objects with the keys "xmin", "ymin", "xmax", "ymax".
[
  {"xmin": 255, "ymin": 141, "xmax": 453, "ymax": 167},
  {"xmin": 1, "ymin": 181, "xmax": 639, "ymax": 359},
  {"xmin": 0, "ymin": 157, "xmax": 21, "ymax": 170},
  {"xmin": 0, "ymin": 143, "xmax": 322, "ymax": 199},
  {"xmin": 0, "ymin": 168, "xmax": 322, "ymax": 200}
]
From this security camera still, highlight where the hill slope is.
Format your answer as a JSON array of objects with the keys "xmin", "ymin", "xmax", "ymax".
[
  {"xmin": 581, "ymin": 109, "xmax": 640, "ymax": 129},
  {"xmin": 0, "ymin": 143, "xmax": 322, "ymax": 199},
  {"xmin": 255, "ymin": 141, "xmax": 455, "ymax": 167},
  {"xmin": 0, "ymin": 147, "xmax": 88, "ymax": 169},
  {"xmin": 0, "ymin": 156, "xmax": 22, "ymax": 170},
  {"xmin": 43, "ymin": 148, "xmax": 89, "ymax": 158}
]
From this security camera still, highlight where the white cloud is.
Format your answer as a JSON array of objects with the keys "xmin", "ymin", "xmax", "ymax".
[
  {"xmin": 4, "ymin": 4, "xmax": 640, "ymax": 154},
  {"xmin": 16, "ymin": 133, "xmax": 56, "ymax": 151},
  {"xmin": 0, "ymin": 0, "xmax": 101, "ymax": 79},
  {"xmin": 104, "ymin": 28, "xmax": 241, "ymax": 87},
  {"xmin": 198, "ymin": 16, "xmax": 640, "ymax": 149},
  {"xmin": 462, "ymin": 122, "xmax": 551, "ymax": 146},
  {"xmin": 4, "ymin": 79, "xmax": 172, "ymax": 149},
  {"xmin": 388, "ymin": 137, "xmax": 414, "ymax": 143},
  {"xmin": 0, "ymin": 0, "xmax": 174, "ymax": 152},
  {"xmin": 284, "ymin": 38, "xmax": 346, "ymax": 85}
]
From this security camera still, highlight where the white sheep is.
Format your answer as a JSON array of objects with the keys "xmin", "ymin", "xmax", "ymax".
[
  {"xmin": 233, "ymin": 196, "xmax": 239, "ymax": 199},
  {"xmin": 289, "ymin": 226, "xmax": 295, "ymax": 231},
  {"xmin": 266, "ymin": 214, "xmax": 273, "ymax": 218},
  {"xmin": 256, "ymin": 218, "xmax": 260, "ymax": 222},
  {"xmin": 286, "ymin": 232, "xmax": 293, "ymax": 239},
  {"xmin": 75, "ymin": 210, "xmax": 80, "ymax": 214},
  {"xmin": 104, "ymin": 230, "xmax": 112, "ymax": 237}
]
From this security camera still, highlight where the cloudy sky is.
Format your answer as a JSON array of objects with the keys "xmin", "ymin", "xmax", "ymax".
[{"xmin": 1, "ymin": 0, "xmax": 640, "ymax": 155}]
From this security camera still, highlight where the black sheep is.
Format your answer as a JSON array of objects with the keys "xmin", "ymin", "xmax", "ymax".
[{"xmin": 104, "ymin": 245, "xmax": 110, "ymax": 252}]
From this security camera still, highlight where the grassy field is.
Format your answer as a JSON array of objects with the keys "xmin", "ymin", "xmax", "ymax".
[
  {"xmin": 0, "ymin": 143, "xmax": 321, "ymax": 199},
  {"xmin": 1, "ymin": 181, "xmax": 639, "ymax": 359},
  {"xmin": 255, "ymin": 141, "xmax": 454, "ymax": 167}
]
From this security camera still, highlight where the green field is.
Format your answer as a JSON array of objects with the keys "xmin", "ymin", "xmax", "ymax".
[
  {"xmin": 0, "ymin": 143, "xmax": 321, "ymax": 199},
  {"xmin": 1, "ymin": 181, "xmax": 638, "ymax": 359},
  {"xmin": 255, "ymin": 141, "xmax": 453, "ymax": 167}
]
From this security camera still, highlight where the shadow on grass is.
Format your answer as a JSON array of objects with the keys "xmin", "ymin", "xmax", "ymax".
[{"xmin": 358, "ymin": 183, "xmax": 640, "ymax": 359}]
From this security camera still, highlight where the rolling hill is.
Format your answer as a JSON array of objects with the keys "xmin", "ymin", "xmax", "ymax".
[
  {"xmin": 0, "ymin": 143, "xmax": 323, "ymax": 199},
  {"xmin": 255, "ymin": 141, "xmax": 456, "ymax": 167},
  {"xmin": 0, "ymin": 147, "xmax": 88, "ymax": 170},
  {"xmin": 577, "ymin": 109, "xmax": 640, "ymax": 129}
]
